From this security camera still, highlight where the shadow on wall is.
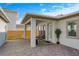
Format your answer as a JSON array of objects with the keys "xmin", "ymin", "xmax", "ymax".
[{"xmin": 0, "ymin": 32, "xmax": 6, "ymax": 47}]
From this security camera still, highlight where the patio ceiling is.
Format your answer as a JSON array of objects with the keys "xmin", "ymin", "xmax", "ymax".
[{"xmin": 25, "ymin": 20, "xmax": 45, "ymax": 26}]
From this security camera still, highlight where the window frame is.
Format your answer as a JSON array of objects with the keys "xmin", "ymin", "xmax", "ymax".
[{"xmin": 66, "ymin": 20, "xmax": 77, "ymax": 39}]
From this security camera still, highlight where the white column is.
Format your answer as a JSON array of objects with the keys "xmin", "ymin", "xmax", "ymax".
[
  {"xmin": 24, "ymin": 24, "xmax": 26, "ymax": 40},
  {"xmin": 31, "ymin": 19, "xmax": 36, "ymax": 47},
  {"xmin": 45, "ymin": 24, "xmax": 49, "ymax": 41},
  {"xmin": 36, "ymin": 26, "xmax": 39, "ymax": 37}
]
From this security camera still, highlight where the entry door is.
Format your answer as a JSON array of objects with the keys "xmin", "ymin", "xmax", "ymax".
[{"xmin": 48, "ymin": 24, "xmax": 52, "ymax": 42}]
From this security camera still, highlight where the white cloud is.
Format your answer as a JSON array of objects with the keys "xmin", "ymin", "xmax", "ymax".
[
  {"xmin": 41, "ymin": 8, "xmax": 47, "ymax": 13},
  {"xmin": 52, "ymin": 5, "xmax": 64, "ymax": 8},
  {"xmin": 41, "ymin": 4, "xmax": 79, "ymax": 16},
  {"xmin": 61, "ymin": 4, "xmax": 79, "ymax": 14},
  {"xmin": 40, "ymin": 4, "xmax": 44, "ymax": 6},
  {"xmin": 41, "ymin": 12, "xmax": 61, "ymax": 16}
]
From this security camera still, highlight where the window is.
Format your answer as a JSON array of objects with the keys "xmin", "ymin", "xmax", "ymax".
[{"xmin": 67, "ymin": 22, "xmax": 77, "ymax": 37}]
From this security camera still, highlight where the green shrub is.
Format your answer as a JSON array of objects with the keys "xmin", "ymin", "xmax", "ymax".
[{"xmin": 55, "ymin": 29, "xmax": 62, "ymax": 44}]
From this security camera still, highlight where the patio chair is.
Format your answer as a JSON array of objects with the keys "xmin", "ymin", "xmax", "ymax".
[{"xmin": 36, "ymin": 30, "xmax": 45, "ymax": 45}]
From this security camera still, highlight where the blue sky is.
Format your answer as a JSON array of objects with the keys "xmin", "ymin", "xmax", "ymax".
[{"xmin": 0, "ymin": 3, "xmax": 79, "ymax": 23}]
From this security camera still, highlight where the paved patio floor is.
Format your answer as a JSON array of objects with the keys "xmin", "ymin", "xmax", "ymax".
[{"xmin": 0, "ymin": 40, "xmax": 79, "ymax": 56}]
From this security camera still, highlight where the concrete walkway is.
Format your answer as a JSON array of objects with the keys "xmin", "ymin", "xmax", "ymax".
[{"xmin": 0, "ymin": 40, "xmax": 79, "ymax": 56}]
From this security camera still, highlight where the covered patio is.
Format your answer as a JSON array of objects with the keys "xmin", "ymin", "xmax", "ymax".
[{"xmin": 22, "ymin": 13, "xmax": 56, "ymax": 47}]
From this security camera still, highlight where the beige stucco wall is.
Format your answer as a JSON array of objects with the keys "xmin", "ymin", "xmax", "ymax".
[
  {"xmin": 58, "ymin": 16, "xmax": 79, "ymax": 50},
  {"xmin": 3, "ymin": 10, "xmax": 18, "ymax": 31},
  {"xmin": 0, "ymin": 18, "xmax": 7, "ymax": 47},
  {"xmin": 51, "ymin": 21, "xmax": 58, "ymax": 43}
]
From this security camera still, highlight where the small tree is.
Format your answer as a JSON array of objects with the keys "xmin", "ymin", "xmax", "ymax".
[{"xmin": 55, "ymin": 29, "xmax": 61, "ymax": 44}]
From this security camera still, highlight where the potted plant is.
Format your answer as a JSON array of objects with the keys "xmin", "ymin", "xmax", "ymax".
[{"xmin": 55, "ymin": 29, "xmax": 61, "ymax": 44}]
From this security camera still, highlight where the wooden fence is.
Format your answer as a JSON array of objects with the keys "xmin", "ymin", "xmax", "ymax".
[{"xmin": 7, "ymin": 31, "xmax": 31, "ymax": 40}]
